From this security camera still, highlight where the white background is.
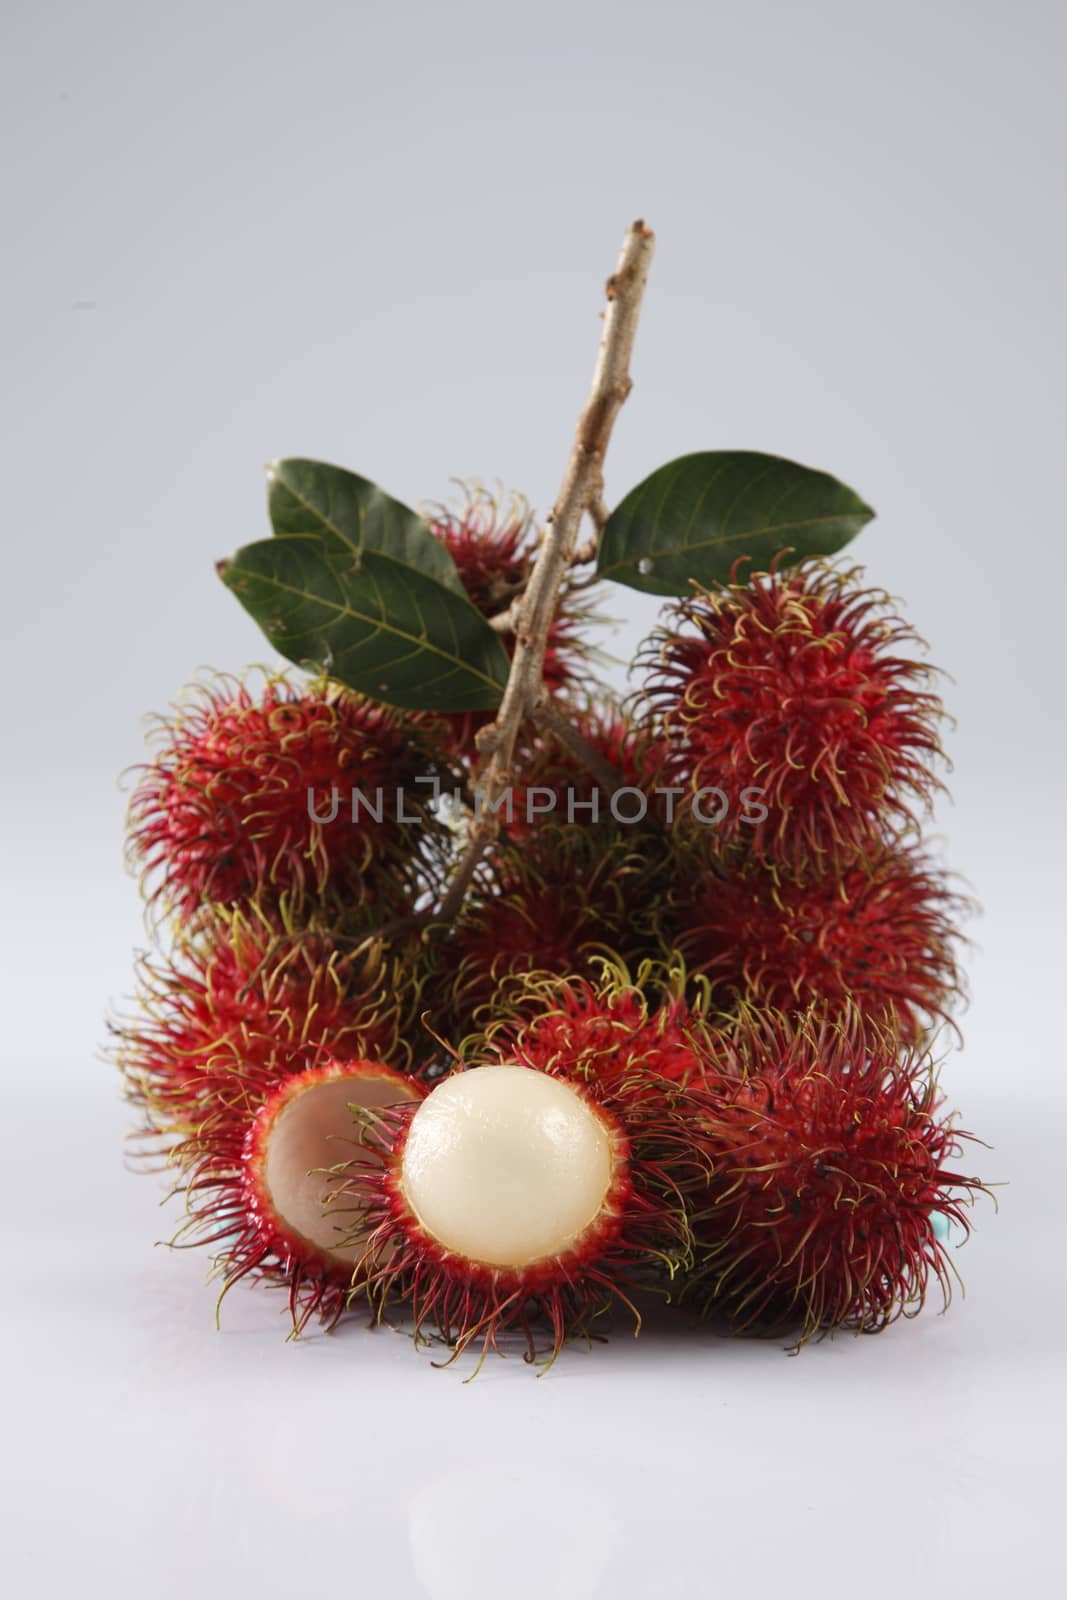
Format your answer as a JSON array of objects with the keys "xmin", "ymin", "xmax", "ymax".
[{"xmin": 2, "ymin": 2, "xmax": 1065, "ymax": 1596}]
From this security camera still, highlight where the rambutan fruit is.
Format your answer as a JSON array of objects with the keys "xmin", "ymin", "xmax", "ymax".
[
  {"xmin": 127, "ymin": 670, "xmax": 450, "ymax": 923},
  {"xmin": 336, "ymin": 1059, "xmax": 696, "ymax": 1369},
  {"xmin": 641, "ymin": 560, "xmax": 946, "ymax": 873},
  {"xmin": 427, "ymin": 826, "xmax": 671, "ymax": 1040},
  {"xmin": 209, "ymin": 1059, "xmax": 424, "ymax": 1331},
  {"xmin": 116, "ymin": 905, "xmax": 415, "ymax": 1158},
  {"xmin": 685, "ymin": 1007, "xmax": 986, "ymax": 1341},
  {"xmin": 114, "ymin": 909, "xmax": 427, "ymax": 1328},
  {"xmin": 427, "ymin": 488, "xmax": 595, "ymax": 760},
  {"xmin": 669, "ymin": 845, "xmax": 964, "ymax": 1042},
  {"xmin": 484, "ymin": 963, "xmax": 711, "ymax": 1092}
]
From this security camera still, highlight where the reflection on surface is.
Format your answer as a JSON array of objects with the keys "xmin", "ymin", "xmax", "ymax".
[{"xmin": 408, "ymin": 1464, "xmax": 620, "ymax": 1600}]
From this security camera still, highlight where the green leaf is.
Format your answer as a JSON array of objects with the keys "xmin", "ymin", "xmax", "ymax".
[
  {"xmin": 218, "ymin": 535, "xmax": 511, "ymax": 712},
  {"xmin": 597, "ymin": 452, "xmax": 875, "ymax": 596},
  {"xmin": 268, "ymin": 458, "xmax": 467, "ymax": 596}
]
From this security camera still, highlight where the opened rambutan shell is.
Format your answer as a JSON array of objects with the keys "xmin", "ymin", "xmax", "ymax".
[
  {"xmin": 641, "ymin": 561, "xmax": 946, "ymax": 873},
  {"xmin": 208, "ymin": 1059, "xmax": 425, "ymax": 1330},
  {"xmin": 670, "ymin": 845, "xmax": 965, "ymax": 1042},
  {"xmin": 337, "ymin": 1061, "xmax": 697, "ymax": 1369},
  {"xmin": 114, "ymin": 909, "xmax": 429, "ymax": 1330},
  {"xmin": 685, "ymin": 1007, "xmax": 986, "ymax": 1341},
  {"xmin": 127, "ymin": 670, "xmax": 449, "ymax": 923}
]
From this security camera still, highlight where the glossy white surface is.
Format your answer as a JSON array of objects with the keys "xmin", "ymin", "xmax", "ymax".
[{"xmin": 401, "ymin": 1066, "xmax": 613, "ymax": 1267}]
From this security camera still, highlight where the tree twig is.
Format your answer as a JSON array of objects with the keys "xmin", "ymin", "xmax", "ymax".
[
  {"xmin": 433, "ymin": 220, "xmax": 655, "ymax": 922},
  {"xmin": 530, "ymin": 692, "xmax": 627, "ymax": 793}
]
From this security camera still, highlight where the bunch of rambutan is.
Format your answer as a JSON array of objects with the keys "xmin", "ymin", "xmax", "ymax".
[{"xmin": 114, "ymin": 480, "xmax": 987, "ymax": 1371}]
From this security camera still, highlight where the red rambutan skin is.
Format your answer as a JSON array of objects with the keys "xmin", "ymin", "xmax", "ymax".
[
  {"xmin": 428, "ymin": 491, "xmax": 592, "ymax": 760},
  {"xmin": 486, "ymin": 969, "xmax": 708, "ymax": 1091},
  {"xmin": 336, "ymin": 1064, "xmax": 697, "ymax": 1370},
  {"xmin": 670, "ymin": 846, "xmax": 964, "ymax": 1042},
  {"xmin": 127, "ymin": 671, "xmax": 448, "ymax": 923},
  {"xmin": 686, "ymin": 1008, "xmax": 985, "ymax": 1341},
  {"xmin": 642, "ymin": 561, "xmax": 946, "ymax": 873},
  {"xmin": 429, "ymin": 827, "xmax": 671, "ymax": 1039}
]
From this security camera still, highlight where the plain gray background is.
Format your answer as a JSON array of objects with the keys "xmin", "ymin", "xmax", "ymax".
[{"xmin": 2, "ymin": 2, "xmax": 1064, "ymax": 1596}]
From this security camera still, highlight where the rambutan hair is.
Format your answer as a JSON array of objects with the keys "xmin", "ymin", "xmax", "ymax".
[
  {"xmin": 333, "ymin": 1061, "xmax": 699, "ymax": 1371},
  {"xmin": 126, "ymin": 670, "xmax": 450, "ymax": 924},
  {"xmin": 481, "ymin": 960, "xmax": 713, "ymax": 1091},
  {"xmin": 669, "ymin": 844, "xmax": 965, "ymax": 1042},
  {"xmin": 685, "ymin": 1006, "xmax": 986, "ymax": 1342},
  {"xmin": 115, "ymin": 906, "xmax": 413, "ymax": 1152},
  {"xmin": 641, "ymin": 560, "xmax": 946, "ymax": 873},
  {"xmin": 427, "ymin": 826, "xmax": 672, "ymax": 1040}
]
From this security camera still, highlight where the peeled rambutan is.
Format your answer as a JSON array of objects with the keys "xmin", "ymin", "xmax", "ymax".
[
  {"xmin": 335, "ymin": 1059, "xmax": 696, "ymax": 1369},
  {"xmin": 428, "ymin": 826, "xmax": 671, "ymax": 1039},
  {"xmin": 669, "ymin": 845, "xmax": 964, "ymax": 1042},
  {"xmin": 685, "ymin": 1007, "xmax": 986, "ymax": 1341},
  {"xmin": 427, "ymin": 488, "xmax": 594, "ymax": 759},
  {"xmin": 641, "ymin": 560, "xmax": 946, "ymax": 872},
  {"xmin": 127, "ymin": 670, "xmax": 449, "ymax": 923}
]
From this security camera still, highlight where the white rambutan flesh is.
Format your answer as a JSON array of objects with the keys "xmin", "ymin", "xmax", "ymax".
[{"xmin": 400, "ymin": 1065, "xmax": 615, "ymax": 1269}]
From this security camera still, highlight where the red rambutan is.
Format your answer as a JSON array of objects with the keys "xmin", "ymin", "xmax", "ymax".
[
  {"xmin": 642, "ymin": 560, "xmax": 946, "ymax": 872},
  {"xmin": 334, "ymin": 1058, "xmax": 697, "ymax": 1369},
  {"xmin": 669, "ymin": 845, "xmax": 964, "ymax": 1041},
  {"xmin": 127, "ymin": 671, "xmax": 449, "ymax": 923},
  {"xmin": 685, "ymin": 1007, "xmax": 986, "ymax": 1341},
  {"xmin": 429, "ymin": 826, "xmax": 671, "ymax": 1038},
  {"xmin": 484, "ymin": 963, "xmax": 710, "ymax": 1091},
  {"xmin": 116, "ymin": 906, "xmax": 411, "ymax": 1146}
]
